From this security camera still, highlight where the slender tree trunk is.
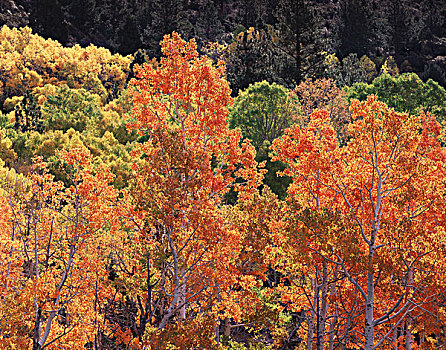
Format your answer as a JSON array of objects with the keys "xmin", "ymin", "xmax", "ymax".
[
  {"xmin": 316, "ymin": 281, "xmax": 320, "ymax": 350},
  {"xmin": 224, "ymin": 317, "xmax": 231, "ymax": 337},
  {"xmin": 159, "ymin": 230, "xmax": 180, "ymax": 329},
  {"xmin": 364, "ymin": 244, "xmax": 375, "ymax": 350},
  {"xmin": 393, "ymin": 328, "xmax": 398, "ymax": 347},
  {"xmin": 405, "ymin": 269, "xmax": 414, "ymax": 350},
  {"xmin": 178, "ymin": 267, "xmax": 186, "ymax": 321},
  {"xmin": 328, "ymin": 266, "xmax": 338, "ymax": 350},
  {"xmin": 33, "ymin": 305, "xmax": 41, "ymax": 350},
  {"xmin": 215, "ymin": 287, "xmax": 222, "ymax": 344},
  {"xmin": 328, "ymin": 311, "xmax": 337, "ymax": 350},
  {"xmin": 318, "ymin": 261, "xmax": 329, "ymax": 350},
  {"xmin": 307, "ymin": 276, "xmax": 318, "ymax": 350},
  {"xmin": 405, "ymin": 320, "xmax": 412, "ymax": 350},
  {"xmin": 34, "ymin": 310, "xmax": 56, "ymax": 350}
]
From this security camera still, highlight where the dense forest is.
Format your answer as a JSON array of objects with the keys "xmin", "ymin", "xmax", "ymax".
[
  {"xmin": 1, "ymin": 0, "xmax": 446, "ymax": 88},
  {"xmin": 0, "ymin": 1, "xmax": 446, "ymax": 349}
]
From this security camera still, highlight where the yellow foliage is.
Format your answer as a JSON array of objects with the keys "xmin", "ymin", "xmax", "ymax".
[
  {"xmin": 380, "ymin": 56, "xmax": 399, "ymax": 76},
  {"xmin": 2, "ymin": 95, "xmax": 22, "ymax": 112},
  {"xmin": 0, "ymin": 129, "xmax": 17, "ymax": 165},
  {"xmin": 324, "ymin": 53, "xmax": 341, "ymax": 70},
  {"xmin": 0, "ymin": 25, "xmax": 132, "ymax": 101},
  {"xmin": 360, "ymin": 55, "xmax": 377, "ymax": 82}
]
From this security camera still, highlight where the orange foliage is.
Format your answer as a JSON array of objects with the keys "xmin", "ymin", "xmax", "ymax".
[
  {"xmin": 292, "ymin": 78, "xmax": 352, "ymax": 143},
  {"xmin": 106, "ymin": 32, "xmax": 263, "ymax": 348},
  {"xmin": 272, "ymin": 96, "xmax": 446, "ymax": 349},
  {"xmin": 2, "ymin": 26, "xmax": 446, "ymax": 350},
  {"xmin": 0, "ymin": 148, "xmax": 120, "ymax": 349}
]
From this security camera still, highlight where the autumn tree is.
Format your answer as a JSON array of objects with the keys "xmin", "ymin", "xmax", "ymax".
[
  {"xmin": 111, "ymin": 32, "xmax": 262, "ymax": 348},
  {"xmin": 0, "ymin": 147, "xmax": 120, "ymax": 349},
  {"xmin": 272, "ymin": 96, "xmax": 446, "ymax": 349},
  {"xmin": 0, "ymin": 26, "xmax": 131, "ymax": 106},
  {"xmin": 292, "ymin": 77, "xmax": 351, "ymax": 143},
  {"xmin": 225, "ymin": 186, "xmax": 305, "ymax": 348}
]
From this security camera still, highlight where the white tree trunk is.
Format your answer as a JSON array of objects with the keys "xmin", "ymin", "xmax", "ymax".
[{"xmin": 307, "ymin": 276, "xmax": 318, "ymax": 350}]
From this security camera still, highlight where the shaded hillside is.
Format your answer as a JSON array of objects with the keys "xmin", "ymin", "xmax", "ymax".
[{"xmin": 0, "ymin": 0, "xmax": 444, "ymax": 86}]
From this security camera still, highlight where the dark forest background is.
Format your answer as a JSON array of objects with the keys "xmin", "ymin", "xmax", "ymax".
[{"xmin": 1, "ymin": 0, "xmax": 445, "ymax": 91}]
